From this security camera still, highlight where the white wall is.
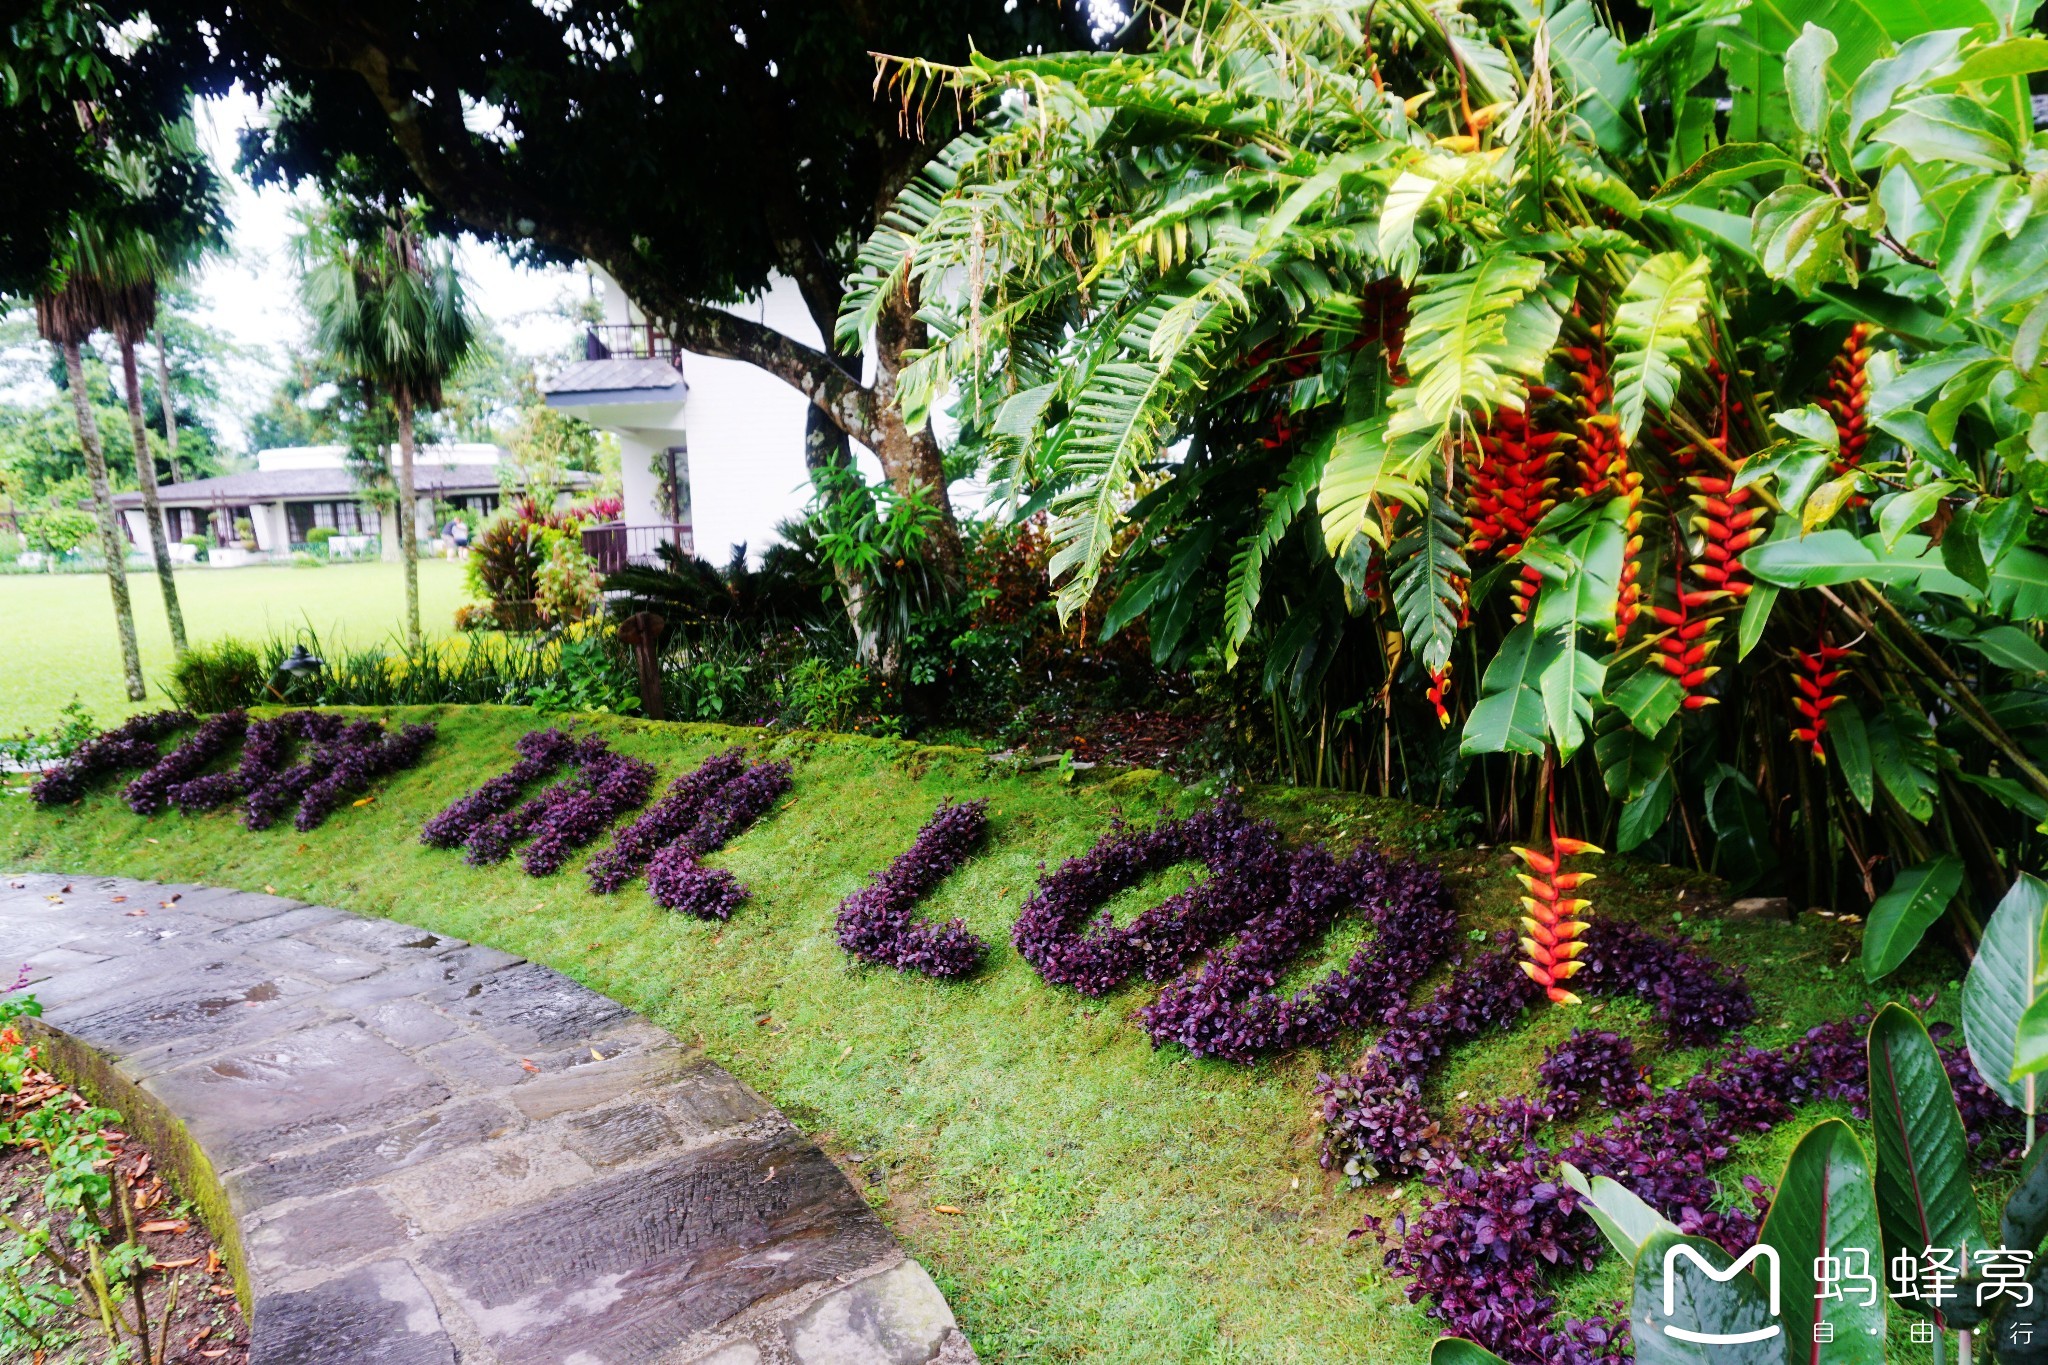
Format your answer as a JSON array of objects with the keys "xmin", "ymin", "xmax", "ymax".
[{"xmin": 678, "ymin": 275, "xmax": 890, "ymax": 563}]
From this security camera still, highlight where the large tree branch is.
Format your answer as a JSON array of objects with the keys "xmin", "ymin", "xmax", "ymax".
[{"xmin": 651, "ymin": 295, "xmax": 878, "ymax": 442}]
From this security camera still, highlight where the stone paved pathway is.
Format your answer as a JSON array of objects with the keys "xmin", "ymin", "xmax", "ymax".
[{"xmin": 1, "ymin": 871, "xmax": 974, "ymax": 1365}]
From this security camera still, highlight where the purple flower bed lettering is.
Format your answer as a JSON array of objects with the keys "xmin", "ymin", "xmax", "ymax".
[
  {"xmin": 29, "ymin": 712, "xmax": 195, "ymax": 806},
  {"xmin": 1139, "ymin": 843, "xmax": 1457, "ymax": 1063},
  {"xmin": 30, "ymin": 710, "xmax": 195, "ymax": 806},
  {"xmin": 642, "ymin": 759, "xmax": 793, "ymax": 917},
  {"xmin": 644, "ymin": 848, "xmax": 749, "ymax": 920},
  {"xmin": 124, "ymin": 712, "xmax": 248, "ymax": 815},
  {"xmin": 587, "ymin": 748, "xmax": 750, "ymax": 893},
  {"xmin": 1012, "ymin": 801, "xmax": 1292, "ymax": 996},
  {"xmin": 420, "ymin": 727, "xmax": 580, "ymax": 848},
  {"xmin": 149, "ymin": 711, "xmax": 435, "ymax": 832},
  {"xmin": 835, "ymin": 799, "xmax": 991, "ymax": 978},
  {"xmin": 293, "ymin": 722, "xmax": 436, "ymax": 832},
  {"xmin": 452, "ymin": 735, "xmax": 656, "ymax": 875}
]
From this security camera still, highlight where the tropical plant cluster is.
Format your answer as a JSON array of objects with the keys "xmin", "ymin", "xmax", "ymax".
[
  {"xmin": 834, "ymin": 798, "xmax": 993, "ymax": 978},
  {"xmin": 585, "ymin": 747, "xmax": 752, "ymax": 893},
  {"xmin": 840, "ymin": 0, "xmax": 2048, "ymax": 950},
  {"xmin": 27, "ymin": 708, "xmax": 191, "ymax": 805}
]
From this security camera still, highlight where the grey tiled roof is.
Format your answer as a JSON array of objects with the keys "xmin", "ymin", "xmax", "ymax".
[
  {"xmin": 545, "ymin": 357, "xmax": 685, "ymax": 395},
  {"xmin": 112, "ymin": 465, "xmax": 591, "ymax": 509}
]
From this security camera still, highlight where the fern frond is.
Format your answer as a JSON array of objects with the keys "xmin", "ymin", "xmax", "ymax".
[
  {"xmin": 1221, "ymin": 447, "xmax": 1322, "ymax": 666},
  {"xmin": 1318, "ymin": 408, "xmax": 1430, "ymax": 557},
  {"xmin": 1610, "ymin": 250, "xmax": 1711, "ymax": 442},
  {"xmin": 1390, "ymin": 484, "xmax": 1469, "ymax": 675}
]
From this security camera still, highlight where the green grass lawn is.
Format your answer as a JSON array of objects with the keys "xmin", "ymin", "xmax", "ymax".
[
  {"xmin": 0, "ymin": 560, "xmax": 473, "ymax": 734},
  {"xmin": 0, "ymin": 707, "xmax": 1970, "ymax": 1363}
]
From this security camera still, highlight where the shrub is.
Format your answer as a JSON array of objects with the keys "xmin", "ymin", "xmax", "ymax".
[
  {"xmin": 586, "ymin": 747, "xmax": 749, "ymax": 893},
  {"xmin": 306, "ymin": 527, "xmax": 336, "ymax": 548},
  {"xmin": 834, "ymin": 799, "xmax": 990, "ymax": 978},
  {"xmin": 536, "ymin": 536, "xmax": 602, "ymax": 625},
  {"xmin": 453, "ymin": 603, "xmax": 498, "ymax": 632},
  {"xmin": 467, "ymin": 515, "xmax": 544, "ymax": 631},
  {"xmin": 642, "ymin": 759, "xmax": 794, "ymax": 918},
  {"xmin": 167, "ymin": 638, "xmax": 268, "ymax": 713},
  {"xmin": 124, "ymin": 711, "xmax": 248, "ymax": 815},
  {"xmin": 776, "ymin": 657, "xmax": 876, "ymax": 732}
]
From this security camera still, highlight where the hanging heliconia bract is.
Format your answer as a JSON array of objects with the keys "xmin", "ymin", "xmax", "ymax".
[
  {"xmin": 1792, "ymin": 635, "xmax": 1853, "ymax": 760},
  {"xmin": 1464, "ymin": 400, "xmax": 1559, "ymax": 633},
  {"xmin": 1822, "ymin": 323, "xmax": 1875, "ymax": 476},
  {"xmin": 1512, "ymin": 831, "xmax": 1600, "ymax": 1004}
]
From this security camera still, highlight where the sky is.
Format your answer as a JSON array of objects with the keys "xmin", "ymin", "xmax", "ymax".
[{"xmin": 187, "ymin": 88, "xmax": 587, "ymax": 451}]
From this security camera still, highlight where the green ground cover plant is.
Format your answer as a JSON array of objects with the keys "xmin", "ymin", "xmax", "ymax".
[{"xmin": 0, "ymin": 706, "xmax": 1978, "ymax": 1362}]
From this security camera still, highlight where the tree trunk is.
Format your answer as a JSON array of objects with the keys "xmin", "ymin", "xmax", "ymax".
[
  {"xmin": 153, "ymin": 329, "xmax": 180, "ymax": 483},
  {"xmin": 803, "ymin": 402, "xmax": 873, "ymax": 650},
  {"xmin": 120, "ymin": 335, "xmax": 188, "ymax": 656},
  {"xmin": 870, "ymin": 292, "xmax": 964, "ymax": 591},
  {"xmin": 61, "ymin": 340, "xmax": 145, "ymax": 702},
  {"xmin": 395, "ymin": 387, "xmax": 422, "ymax": 651}
]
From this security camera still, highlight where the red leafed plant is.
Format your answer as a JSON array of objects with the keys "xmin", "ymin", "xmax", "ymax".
[
  {"xmin": 1512, "ymin": 820, "xmax": 1602, "ymax": 1005},
  {"xmin": 1791, "ymin": 633, "xmax": 1853, "ymax": 760}
]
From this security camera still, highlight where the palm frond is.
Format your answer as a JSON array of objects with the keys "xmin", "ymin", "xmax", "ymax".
[
  {"xmin": 1389, "ymin": 250, "xmax": 1559, "ymax": 445},
  {"xmin": 1391, "ymin": 482, "xmax": 1468, "ymax": 674},
  {"xmin": 1221, "ymin": 446, "xmax": 1322, "ymax": 666}
]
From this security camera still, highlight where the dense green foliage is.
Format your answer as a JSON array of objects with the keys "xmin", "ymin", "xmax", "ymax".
[{"xmin": 841, "ymin": 0, "xmax": 2048, "ymax": 939}]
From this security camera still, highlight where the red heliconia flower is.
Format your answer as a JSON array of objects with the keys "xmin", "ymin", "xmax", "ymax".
[
  {"xmin": 1651, "ymin": 579, "xmax": 1723, "ymax": 711},
  {"xmin": 1465, "ymin": 399, "xmax": 1560, "ymax": 559},
  {"xmin": 1557, "ymin": 324, "xmax": 1642, "ymax": 637},
  {"xmin": 1791, "ymin": 634, "xmax": 1853, "ymax": 760},
  {"xmin": 1512, "ymin": 827, "xmax": 1602, "ymax": 1005},
  {"xmin": 1821, "ymin": 324, "xmax": 1874, "ymax": 476},
  {"xmin": 1686, "ymin": 471, "xmax": 1762, "ymax": 601},
  {"xmin": 1427, "ymin": 666, "xmax": 1453, "ymax": 728}
]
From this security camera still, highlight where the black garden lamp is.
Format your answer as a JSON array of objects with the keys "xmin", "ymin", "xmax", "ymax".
[{"xmin": 267, "ymin": 645, "xmax": 325, "ymax": 701}]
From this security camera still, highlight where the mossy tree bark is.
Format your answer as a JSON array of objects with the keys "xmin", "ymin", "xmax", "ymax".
[{"xmin": 395, "ymin": 384, "xmax": 421, "ymax": 651}]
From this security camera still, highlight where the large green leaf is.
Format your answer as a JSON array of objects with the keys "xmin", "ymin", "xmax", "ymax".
[
  {"xmin": 1862, "ymin": 855, "xmax": 1965, "ymax": 980},
  {"xmin": 1756, "ymin": 1119, "xmax": 1887, "ymax": 1363},
  {"xmin": 1390, "ymin": 252, "xmax": 1560, "ymax": 444},
  {"xmin": 1461, "ymin": 623, "xmax": 1557, "ymax": 757},
  {"xmin": 1652, "ymin": 145, "xmax": 1803, "ymax": 206},
  {"xmin": 1631, "ymin": 1230, "xmax": 1785, "ymax": 1365},
  {"xmin": 1743, "ymin": 529, "xmax": 1985, "ymax": 600},
  {"xmin": 1540, "ymin": 645, "xmax": 1606, "ymax": 760},
  {"xmin": 1531, "ymin": 506, "xmax": 1628, "ymax": 634},
  {"xmin": 1610, "ymin": 667, "xmax": 1684, "ymax": 738},
  {"xmin": 1560, "ymin": 1161, "xmax": 1681, "ymax": 1260},
  {"xmin": 1542, "ymin": 0, "xmax": 1640, "ymax": 153},
  {"xmin": 1962, "ymin": 873, "xmax": 2048, "ymax": 1103},
  {"xmin": 1612, "ymin": 253, "xmax": 1711, "ymax": 443},
  {"xmin": 1828, "ymin": 697, "xmax": 1876, "ymax": 812},
  {"xmin": 1867, "ymin": 702, "xmax": 1941, "ymax": 823},
  {"xmin": 1867, "ymin": 1001, "xmax": 1983, "ymax": 1311},
  {"xmin": 1430, "ymin": 1340, "xmax": 1512, "ymax": 1365},
  {"xmin": 1318, "ymin": 410, "xmax": 1430, "ymax": 558},
  {"xmin": 1221, "ymin": 448, "xmax": 1319, "ymax": 666}
]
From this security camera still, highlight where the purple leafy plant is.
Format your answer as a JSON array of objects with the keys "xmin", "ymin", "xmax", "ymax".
[
  {"xmin": 641, "ymin": 759, "xmax": 793, "ymax": 917},
  {"xmin": 1011, "ymin": 800, "xmax": 1292, "ymax": 996},
  {"xmin": 124, "ymin": 712, "xmax": 248, "ymax": 815},
  {"xmin": 29, "ymin": 709, "xmax": 194, "ymax": 806},
  {"xmin": 456, "ymin": 736, "xmax": 656, "ymax": 875},
  {"xmin": 420, "ymin": 728, "xmax": 580, "ymax": 848},
  {"xmin": 835, "ymin": 798, "xmax": 991, "ymax": 978},
  {"xmin": 1138, "ymin": 843, "xmax": 1457, "ymax": 1063},
  {"xmin": 586, "ymin": 747, "xmax": 750, "ymax": 893}
]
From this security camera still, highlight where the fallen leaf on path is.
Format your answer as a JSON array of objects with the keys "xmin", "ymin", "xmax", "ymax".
[
  {"xmin": 155, "ymin": 1257, "xmax": 200, "ymax": 1268},
  {"xmin": 837, "ymin": 1045, "xmax": 853, "ymax": 1062},
  {"xmin": 934, "ymin": 1205, "xmax": 964, "ymax": 1215},
  {"xmin": 263, "ymin": 885, "xmax": 277, "ymax": 894},
  {"xmin": 352, "ymin": 797, "xmax": 375, "ymax": 807},
  {"xmin": 138, "ymin": 1219, "xmax": 188, "ymax": 1234},
  {"xmin": 519, "ymin": 1058, "xmax": 539, "ymax": 1073}
]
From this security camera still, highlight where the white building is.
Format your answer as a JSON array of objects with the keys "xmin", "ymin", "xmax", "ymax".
[
  {"xmin": 111, "ymin": 443, "xmax": 591, "ymax": 563},
  {"xmin": 542, "ymin": 269, "xmax": 837, "ymax": 571}
]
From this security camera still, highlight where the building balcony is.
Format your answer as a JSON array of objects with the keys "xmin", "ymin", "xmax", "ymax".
[
  {"xmin": 582, "ymin": 522, "xmax": 694, "ymax": 574},
  {"xmin": 584, "ymin": 323, "xmax": 685, "ymax": 370}
]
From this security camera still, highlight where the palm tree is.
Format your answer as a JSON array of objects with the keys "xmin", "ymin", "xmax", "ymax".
[
  {"xmin": 34, "ymin": 279, "xmax": 144, "ymax": 701},
  {"xmin": 297, "ymin": 198, "xmax": 477, "ymax": 649}
]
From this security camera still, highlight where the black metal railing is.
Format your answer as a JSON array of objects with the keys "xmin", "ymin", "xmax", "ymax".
[
  {"xmin": 583, "ymin": 323, "xmax": 685, "ymax": 369},
  {"xmin": 582, "ymin": 522, "xmax": 694, "ymax": 574}
]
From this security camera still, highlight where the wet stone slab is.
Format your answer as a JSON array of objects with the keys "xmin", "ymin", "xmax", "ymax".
[{"xmin": 2, "ymin": 872, "xmax": 970, "ymax": 1364}]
